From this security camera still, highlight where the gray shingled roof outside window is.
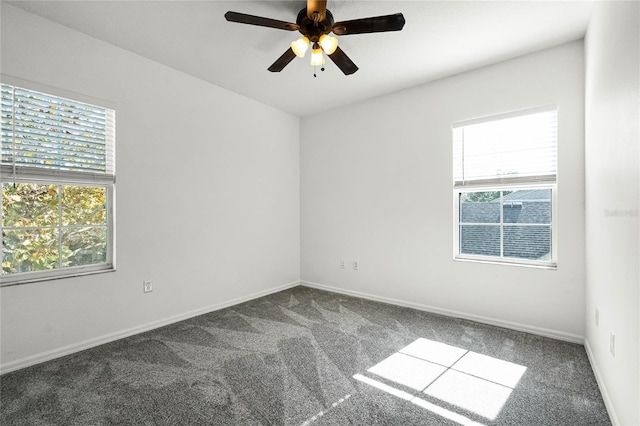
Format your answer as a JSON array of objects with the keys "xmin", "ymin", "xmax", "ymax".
[{"xmin": 460, "ymin": 190, "xmax": 551, "ymax": 260}]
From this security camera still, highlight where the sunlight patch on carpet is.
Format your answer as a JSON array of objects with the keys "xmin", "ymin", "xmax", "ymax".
[
  {"xmin": 300, "ymin": 394, "xmax": 352, "ymax": 426},
  {"xmin": 355, "ymin": 337, "xmax": 527, "ymax": 423}
]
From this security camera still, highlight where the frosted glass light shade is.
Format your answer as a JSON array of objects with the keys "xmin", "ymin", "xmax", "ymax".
[
  {"xmin": 319, "ymin": 34, "xmax": 338, "ymax": 55},
  {"xmin": 310, "ymin": 48, "xmax": 326, "ymax": 66},
  {"xmin": 291, "ymin": 37, "xmax": 310, "ymax": 57}
]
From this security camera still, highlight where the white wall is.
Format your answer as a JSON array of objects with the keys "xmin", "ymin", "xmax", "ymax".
[
  {"xmin": 301, "ymin": 41, "xmax": 586, "ymax": 341},
  {"xmin": 584, "ymin": 2, "xmax": 640, "ymax": 425},
  {"xmin": 0, "ymin": 4, "xmax": 300, "ymax": 371}
]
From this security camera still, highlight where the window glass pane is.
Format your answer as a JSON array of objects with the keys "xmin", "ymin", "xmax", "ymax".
[
  {"xmin": 503, "ymin": 226, "xmax": 551, "ymax": 260},
  {"xmin": 460, "ymin": 192, "xmax": 500, "ymax": 223},
  {"xmin": 2, "ymin": 183, "xmax": 58, "ymax": 227},
  {"xmin": 2, "ymin": 228, "xmax": 59, "ymax": 274},
  {"xmin": 460, "ymin": 225, "xmax": 500, "ymax": 257},
  {"xmin": 62, "ymin": 226, "xmax": 107, "ymax": 267},
  {"xmin": 62, "ymin": 185, "xmax": 106, "ymax": 226},
  {"xmin": 503, "ymin": 189, "xmax": 551, "ymax": 224}
]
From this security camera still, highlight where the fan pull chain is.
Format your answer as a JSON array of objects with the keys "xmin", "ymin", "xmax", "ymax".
[{"xmin": 313, "ymin": 65, "xmax": 326, "ymax": 78}]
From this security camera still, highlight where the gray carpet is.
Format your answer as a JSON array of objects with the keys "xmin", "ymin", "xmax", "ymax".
[{"xmin": 1, "ymin": 286, "xmax": 610, "ymax": 425}]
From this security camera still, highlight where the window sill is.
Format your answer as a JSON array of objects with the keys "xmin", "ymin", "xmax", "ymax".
[
  {"xmin": 1, "ymin": 267, "xmax": 115, "ymax": 287},
  {"xmin": 454, "ymin": 256, "xmax": 557, "ymax": 270}
]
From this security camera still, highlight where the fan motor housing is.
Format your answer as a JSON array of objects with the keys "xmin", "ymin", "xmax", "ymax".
[{"xmin": 296, "ymin": 8, "xmax": 334, "ymax": 41}]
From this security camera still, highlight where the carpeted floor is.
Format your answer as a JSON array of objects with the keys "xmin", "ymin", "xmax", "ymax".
[{"xmin": 1, "ymin": 286, "xmax": 610, "ymax": 425}]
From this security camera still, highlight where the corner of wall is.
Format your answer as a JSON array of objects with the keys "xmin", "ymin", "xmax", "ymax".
[{"xmin": 584, "ymin": 338, "xmax": 620, "ymax": 425}]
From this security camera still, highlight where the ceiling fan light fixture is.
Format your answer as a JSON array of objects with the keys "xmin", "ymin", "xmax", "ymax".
[
  {"xmin": 319, "ymin": 34, "xmax": 338, "ymax": 55},
  {"xmin": 291, "ymin": 36, "xmax": 310, "ymax": 57},
  {"xmin": 310, "ymin": 45, "xmax": 326, "ymax": 66}
]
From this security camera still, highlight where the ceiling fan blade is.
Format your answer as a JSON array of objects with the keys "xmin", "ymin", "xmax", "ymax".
[
  {"xmin": 268, "ymin": 48, "xmax": 297, "ymax": 72},
  {"xmin": 328, "ymin": 46, "xmax": 358, "ymax": 75},
  {"xmin": 332, "ymin": 13, "xmax": 405, "ymax": 35},
  {"xmin": 306, "ymin": 0, "xmax": 327, "ymax": 22},
  {"xmin": 225, "ymin": 11, "xmax": 299, "ymax": 31}
]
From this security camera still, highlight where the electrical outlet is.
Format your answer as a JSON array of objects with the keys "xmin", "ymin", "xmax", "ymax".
[
  {"xmin": 609, "ymin": 333, "xmax": 615, "ymax": 356},
  {"xmin": 340, "ymin": 260, "xmax": 345, "ymax": 269},
  {"xmin": 353, "ymin": 260, "xmax": 359, "ymax": 270},
  {"xmin": 595, "ymin": 307, "xmax": 599, "ymax": 327},
  {"xmin": 143, "ymin": 280, "xmax": 153, "ymax": 293}
]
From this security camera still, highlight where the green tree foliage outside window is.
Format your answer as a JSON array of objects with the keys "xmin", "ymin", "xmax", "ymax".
[
  {"xmin": 460, "ymin": 191, "xmax": 513, "ymax": 203},
  {"xmin": 2, "ymin": 183, "xmax": 107, "ymax": 275}
]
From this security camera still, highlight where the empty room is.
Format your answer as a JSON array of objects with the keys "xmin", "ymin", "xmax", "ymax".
[{"xmin": 1, "ymin": 1, "xmax": 638, "ymax": 425}]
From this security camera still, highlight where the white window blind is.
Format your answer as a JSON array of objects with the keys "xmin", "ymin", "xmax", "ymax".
[
  {"xmin": 1, "ymin": 84, "xmax": 115, "ymax": 183},
  {"xmin": 453, "ymin": 107, "xmax": 557, "ymax": 187}
]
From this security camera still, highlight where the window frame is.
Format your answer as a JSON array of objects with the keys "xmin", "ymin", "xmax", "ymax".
[
  {"xmin": 1, "ymin": 79, "xmax": 116, "ymax": 286},
  {"xmin": 452, "ymin": 106, "xmax": 558, "ymax": 269}
]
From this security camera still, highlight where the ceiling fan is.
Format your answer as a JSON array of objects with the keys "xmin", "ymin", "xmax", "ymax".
[{"xmin": 225, "ymin": 0, "xmax": 405, "ymax": 76}]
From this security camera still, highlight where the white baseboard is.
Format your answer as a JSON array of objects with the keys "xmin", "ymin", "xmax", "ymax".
[
  {"xmin": 584, "ymin": 339, "xmax": 619, "ymax": 426},
  {"xmin": 0, "ymin": 280, "xmax": 300, "ymax": 375},
  {"xmin": 301, "ymin": 280, "xmax": 584, "ymax": 344}
]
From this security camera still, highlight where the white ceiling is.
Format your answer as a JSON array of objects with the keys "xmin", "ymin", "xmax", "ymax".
[{"xmin": 6, "ymin": 1, "xmax": 593, "ymax": 117}]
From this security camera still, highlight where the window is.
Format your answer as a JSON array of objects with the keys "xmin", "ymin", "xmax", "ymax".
[
  {"xmin": 1, "ymin": 83, "xmax": 115, "ymax": 285},
  {"xmin": 453, "ymin": 107, "xmax": 557, "ymax": 267}
]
